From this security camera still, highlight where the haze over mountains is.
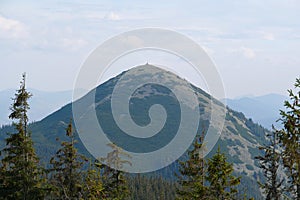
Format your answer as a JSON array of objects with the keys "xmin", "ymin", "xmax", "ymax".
[{"xmin": 0, "ymin": 64, "xmax": 276, "ymax": 198}]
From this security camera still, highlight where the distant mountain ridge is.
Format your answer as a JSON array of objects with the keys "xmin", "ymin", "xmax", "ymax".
[
  {"xmin": 224, "ymin": 94, "xmax": 287, "ymax": 129},
  {"xmin": 0, "ymin": 64, "xmax": 270, "ymax": 198}
]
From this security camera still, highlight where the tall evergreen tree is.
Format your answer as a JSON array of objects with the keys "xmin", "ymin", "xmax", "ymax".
[
  {"xmin": 48, "ymin": 121, "xmax": 87, "ymax": 199},
  {"xmin": 99, "ymin": 143, "xmax": 131, "ymax": 200},
  {"xmin": 277, "ymin": 77, "xmax": 300, "ymax": 199},
  {"xmin": 0, "ymin": 73, "xmax": 46, "ymax": 199},
  {"xmin": 256, "ymin": 130, "xmax": 283, "ymax": 200},
  {"xmin": 206, "ymin": 146, "xmax": 240, "ymax": 200},
  {"xmin": 176, "ymin": 134, "xmax": 208, "ymax": 199}
]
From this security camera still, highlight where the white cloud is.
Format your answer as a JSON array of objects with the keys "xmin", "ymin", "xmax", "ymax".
[
  {"xmin": 105, "ymin": 12, "xmax": 121, "ymax": 21},
  {"xmin": 0, "ymin": 15, "xmax": 28, "ymax": 39}
]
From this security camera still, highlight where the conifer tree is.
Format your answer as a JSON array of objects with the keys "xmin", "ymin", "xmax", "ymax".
[
  {"xmin": 176, "ymin": 134, "xmax": 208, "ymax": 199},
  {"xmin": 277, "ymin": 77, "xmax": 300, "ymax": 199},
  {"xmin": 48, "ymin": 121, "xmax": 87, "ymax": 199},
  {"xmin": 81, "ymin": 161, "xmax": 105, "ymax": 199},
  {"xmin": 256, "ymin": 130, "xmax": 283, "ymax": 200},
  {"xmin": 99, "ymin": 143, "xmax": 131, "ymax": 200},
  {"xmin": 0, "ymin": 73, "xmax": 46, "ymax": 199},
  {"xmin": 206, "ymin": 146, "xmax": 240, "ymax": 200}
]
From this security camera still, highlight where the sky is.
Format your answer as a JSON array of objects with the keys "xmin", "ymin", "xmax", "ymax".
[{"xmin": 0, "ymin": 0, "xmax": 299, "ymax": 98}]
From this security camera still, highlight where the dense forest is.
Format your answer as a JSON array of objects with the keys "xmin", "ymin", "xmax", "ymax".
[{"xmin": 0, "ymin": 74, "xmax": 299, "ymax": 199}]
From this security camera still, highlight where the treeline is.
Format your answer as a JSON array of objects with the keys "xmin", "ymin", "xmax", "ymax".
[
  {"xmin": 127, "ymin": 175, "xmax": 176, "ymax": 200},
  {"xmin": 0, "ymin": 73, "xmax": 299, "ymax": 200},
  {"xmin": 0, "ymin": 74, "xmax": 243, "ymax": 200}
]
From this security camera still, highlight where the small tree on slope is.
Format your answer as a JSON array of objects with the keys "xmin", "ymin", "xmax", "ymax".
[
  {"xmin": 48, "ymin": 121, "xmax": 87, "ymax": 199},
  {"xmin": 176, "ymin": 134, "xmax": 208, "ymax": 199},
  {"xmin": 206, "ymin": 146, "xmax": 240, "ymax": 200}
]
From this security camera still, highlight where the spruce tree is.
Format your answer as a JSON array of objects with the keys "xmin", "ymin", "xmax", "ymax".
[
  {"xmin": 99, "ymin": 143, "xmax": 131, "ymax": 200},
  {"xmin": 48, "ymin": 121, "xmax": 87, "ymax": 199},
  {"xmin": 176, "ymin": 134, "xmax": 207, "ymax": 199},
  {"xmin": 0, "ymin": 73, "xmax": 46, "ymax": 199},
  {"xmin": 206, "ymin": 146, "xmax": 240, "ymax": 200},
  {"xmin": 81, "ymin": 161, "xmax": 105, "ymax": 199},
  {"xmin": 277, "ymin": 77, "xmax": 300, "ymax": 199},
  {"xmin": 256, "ymin": 130, "xmax": 283, "ymax": 200}
]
